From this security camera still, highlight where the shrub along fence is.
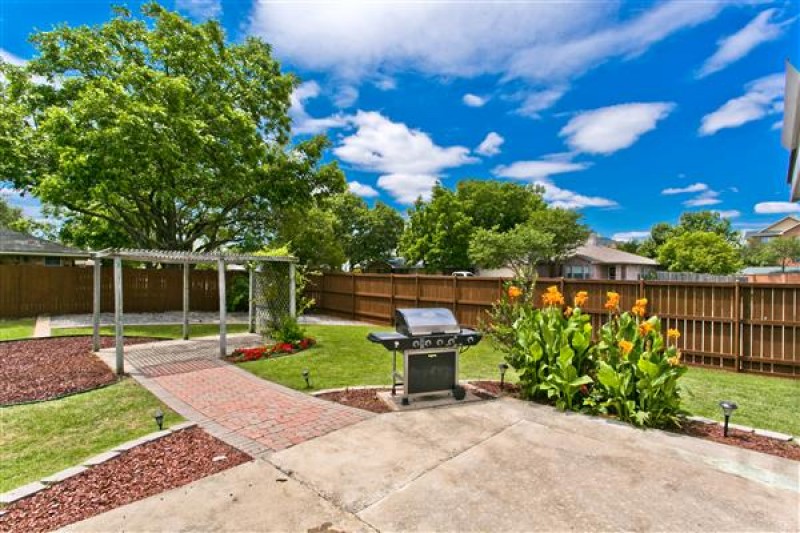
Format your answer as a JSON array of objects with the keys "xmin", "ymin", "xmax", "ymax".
[
  {"xmin": 0, "ymin": 264, "xmax": 240, "ymax": 318},
  {"xmin": 307, "ymin": 272, "xmax": 800, "ymax": 378}
]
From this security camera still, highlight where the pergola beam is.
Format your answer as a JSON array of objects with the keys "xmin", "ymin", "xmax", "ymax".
[
  {"xmin": 218, "ymin": 258, "xmax": 227, "ymax": 357},
  {"xmin": 92, "ymin": 259, "xmax": 101, "ymax": 352},
  {"xmin": 248, "ymin": 267, "xmax": 255, "ymax": 333},
  {"xmin": 113, "ymin": 256, "xmax": 124, "ymax": 375},
  {"xmin": 182, "ymin": 262, "xmax": 190, "ymax": 340}
]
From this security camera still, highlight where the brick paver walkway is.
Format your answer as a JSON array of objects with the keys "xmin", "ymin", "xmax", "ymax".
[{"xmin": 98, "ymin": 336, "xmax": 373, "ymax": 457}]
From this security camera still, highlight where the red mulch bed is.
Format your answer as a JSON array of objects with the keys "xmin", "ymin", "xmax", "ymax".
[
  {"xmin": 469, "ymin": 380, "xmax": 520, "ymax": 398},
  {"xmin": 0, "ymin": 427, "xmax": 251, "ymax": 532},
  {"xmin": 0, "ymin": 336, "xmax": 159, "ymax": 405},
  {"xmin": 316, "ymin": 388, "xmax": 393, "ymax": 414},
  {"xmin": 678, "ymin": 421, "xmax": 800, "ymax": 461}
]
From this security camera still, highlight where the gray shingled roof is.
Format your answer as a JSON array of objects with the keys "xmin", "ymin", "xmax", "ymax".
[
  {"xmin": 0, "ymin": 227, "xmax": 88, "ymax": 257},
  {"xmin": 574, "ymin": 244, "xmax": 658, "ymax": 266}
]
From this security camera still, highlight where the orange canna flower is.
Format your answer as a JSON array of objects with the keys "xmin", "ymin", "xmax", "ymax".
[
  {"xmin": 638, "ymin": 321, "xmax": 653, "ymax": 337},
  {"xmin": 564, "ymin": 306, "xmax": 574, "ymax": 318},
  {"xmin": 632, "ymin": 298, "xmax": 648, "ymax": 317},
  {"xmin": 541, "ymin": 285, "xmax": 565, "ymax": 307},
  {"xmin": 618, "ymin": 339, "xmax": 634, "ymax": 357},
  {"xmin": 573, "ymin": 291, "xmax": 589, "ymax": 308},
  {"xmin": 667, "ymin": 328, "xmax": 681, "ymax": 340},
  {"xmin": 604, "ymin": 291, "xmax": 620, "ymax": 312},
  {"xmin": 508, "ymin": 286, "xmax": 523, "ymax": 300}
]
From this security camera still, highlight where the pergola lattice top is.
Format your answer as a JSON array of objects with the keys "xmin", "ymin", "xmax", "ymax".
[{"xmin": 92, "ymin": 248, "xmax": 297, "ymax": 264}]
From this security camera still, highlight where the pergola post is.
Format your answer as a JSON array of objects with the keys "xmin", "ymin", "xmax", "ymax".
[
  {"xmin": 218, "ymin": 258, "xmax": 227, "ymax": 357},
  {"xmin": 182, "ymin": 262, "xmax": 190, "ymax": 340},
  {"xmin": 248, "ymin": 267, "xmax": 255, "ymax": 333},
  {"xmin": 289, "ymin": 262, "xmax": 297, "ymax": 318},
  {"xmin": 92, "ymin": 258, "xmax": 101, "ymax": 352},
  {"xmin": 113, "ymin": 256, "xmax": 124, "ymax": 375}
]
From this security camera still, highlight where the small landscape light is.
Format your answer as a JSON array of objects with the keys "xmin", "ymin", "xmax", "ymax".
[
  {"xmin": 498, "ymin": 362, "xmax": 509, "ymax": 391},
  {"xmin": 154, "ymin": 408, "xmax": 164, "ymax": 431},
  {"xmin": 302, "ymin": 368, "xmax": 311, "ymax": 388},
  {"xmin": 718, "ymin": 400, "xmax": 738, "ymax": 437}
]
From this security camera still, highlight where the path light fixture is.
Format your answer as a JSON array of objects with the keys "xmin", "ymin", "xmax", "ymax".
[
  {"xmin": 302, "ymin": 368, "xmax": 311, "ymax": 388},
  {"xmin": 719, "ymin": 401, "xmax": 738, "ymax": 437},
  {"xmin": 498, "ymin": 363, "xmax": 509, "ymax": 391},
  {"xmin": 154, "ymin": 408, "xmax": 164, "ymax": 431}
]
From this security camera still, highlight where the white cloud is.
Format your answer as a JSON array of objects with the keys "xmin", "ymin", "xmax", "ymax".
[
  {"xmin": 684, "ymin": 190, "xmax": 722, "ymax": 207},
  {"xmin": 699, "ymin": 73, "xmax": 783, "ymax": 135},
  {"xmin": 515, "ymin": 87, "xmax": 567, "ymax": 117},
  {"xmin": 0, "ymin": 49, "xmax": 26, "ymax": 67},
  {"xmin": 375, "ymin": 77, "xmax": 396, "ymax": 91},
  {"xmin": 175, "ymin": 0, "xmax": 221, "ymax": 19},
  {"xmin": 697, "ymin": 9, "xmax": 786, "ymax": 79},
  {"xmin": 536, "ymin": 179, "xmax": 618, "ymax": 210},
  {"xmin": 334, "ymin": 111, "xmax": 476, "ymax": 204},
  {"xmin": 560, "ymin": 102, "xmax": 674, "ymax": 155},
  {"xmin": 754, "ymin": 201, "xmax": 800, "ymax": 214},
  {"xmin": 289, "ymin": 81, "xmax": 349, "ymax": 135},
  {"xmin": 612, "ymin": 231, "xmax": 650, "ymax": 242},
  {"xmin": 348, "ymin": 181, "xmax": 379, "ymax": 198},
  {"xmin": 333, "ymin": 85, "xmax": 359, "ymax": 108},
  {"xmin": 248, "ymin": 0, "xmax": 730, "ymax": 106},
  {"xmin": 493, "ymin": 160, "xmax": 588, "ymax": 181},
  {"xmin": 476, "ymin": 132, "xmax": 504, "ymax": 157},
  {"xmin": 662, "ymin": 183, "xmax": 709, "ymax": 195},
  {"xmin": 463, "ymin": 94, "xmax": 487, "ymax": 107},
  {"xmin": 714, "ymin": 209, "xmax": 741, "ymax": 219},
  {"xmin": 377, "ymin": 174, "xmax": 439, "ymax": 205}
]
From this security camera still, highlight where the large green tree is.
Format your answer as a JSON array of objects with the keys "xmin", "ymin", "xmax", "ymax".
[
  {"xmin": 456, "ymin": 180, "xmax": 546, "ymax": 233},
  {"xmin": 469, "ymin": 223, "xmax": 554, "ymax": 280},
  {"xmin": 657, "ymin": 231, "xmax": 742, "ymax": 274},
  {"xmin": 766, "ymin": 237, "xmax": 800, "ymax": 272},
  {"xmin": 636, "ymin": 211, "xmax": 740, "ymax": 259},
  {"xmin": 0, "ymin": 4, "xmax": 344, "ymax": 252}
]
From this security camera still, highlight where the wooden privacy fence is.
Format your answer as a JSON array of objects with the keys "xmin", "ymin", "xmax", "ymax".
[
  {"xmin": 0, "ymin": 265, "xmax": 238, "ymax": 318},
  {"xmin": 307, "ymin": 273, "xmax": 800, "ymax": 378}
]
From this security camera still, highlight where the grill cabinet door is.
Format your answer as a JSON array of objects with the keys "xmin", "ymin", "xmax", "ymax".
[{"xmin": 406, "ymin": 351, "xmax": 456, "ymax": 394}]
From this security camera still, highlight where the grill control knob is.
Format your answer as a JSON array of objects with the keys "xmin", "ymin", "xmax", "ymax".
[
  {"xmin": 412, "ymin": 339, "xmax": 420, "ymax": 349},
  {"xmin": 467, "ymin": 336, "xmax": 475, "ymax": 344},
  {"xmin": 436, "ymin": 339, "xmax": 444, "ymax": 347},
  {"xmin": 447, "ymin": 337, "xmax": 455, "ymax": 346},
  {"xmin": 424, "ymin": 339, "xmax": 432, "ymax": 348}
]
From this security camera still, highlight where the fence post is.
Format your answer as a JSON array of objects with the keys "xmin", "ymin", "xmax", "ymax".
[
  {"xmin": 734, "ymin": 281, "xmax": 741, "ymax": 372},
  {"xmin": 351, "ymin": 272, "xmax": 356, "ymax": 319},
  {"xmin": 389, "ymin": 274, "xmax": 395, "ymax": 325},
  {"xmin": 452, "ymin": 276, "xmax": 458, "ymax": 320},
  {"xmin": 182, "ymin": 262, "xmax": 190, "ymax": 340},
  {"xmin": 559, "ymin": 277, "xmax": 565, "ymax": 300},
  {"xmin": 415, "ymin": 274, "xmax": 420, "ymax": 307},
  {"xmin": 639, "ymin": 278, "xmax": 645, "ymax": 300}
]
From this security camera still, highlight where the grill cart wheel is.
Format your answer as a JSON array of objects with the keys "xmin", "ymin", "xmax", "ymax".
[{"xmin": 453, "ymin": 385, "xmax": 466, "ymax": 401}]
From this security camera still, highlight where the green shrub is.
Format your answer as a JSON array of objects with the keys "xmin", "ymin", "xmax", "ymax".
[{"xmin": 271, "ymin": 316, "xmax": 307, "ymax": 344}]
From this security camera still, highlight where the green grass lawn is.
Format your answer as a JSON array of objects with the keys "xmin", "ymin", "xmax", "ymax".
[
  {"xmin": 679, "ymin": 367, "xmax": 800, "ymax": 436},
  {"xmin": 53, "ymin": 323, "xmax": 250, "ymax": 339},
  {"xmin": 0, "ymin": 379, "xmax": 182, "ymax": 493},
  {"xmin": 0, "ymin": 318, "xmax": 36, "ymax": 341},
  {"xmin": 241, "ymin": 324, "xmax": 798, "ymax": 436}
]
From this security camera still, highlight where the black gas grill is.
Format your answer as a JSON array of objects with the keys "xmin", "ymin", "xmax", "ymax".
[{"xmin": 367, "ymin": 308, "xmax": 482, "ymax": 405}]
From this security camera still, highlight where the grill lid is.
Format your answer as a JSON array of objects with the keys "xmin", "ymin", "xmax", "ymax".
[{"xmin": 395, "ymin": 308, "xmax": 460, "ymax": 336}]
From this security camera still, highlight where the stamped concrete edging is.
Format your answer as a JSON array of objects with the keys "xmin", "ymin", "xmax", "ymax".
[{"xmin": 0, "ymin": 422, "xmax": 197, "ymax": 507}]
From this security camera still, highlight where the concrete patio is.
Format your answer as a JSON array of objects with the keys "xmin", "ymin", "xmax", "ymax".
[{"xmin": 69, "ymin": 397, "xmax": 799, "ymax": 532}]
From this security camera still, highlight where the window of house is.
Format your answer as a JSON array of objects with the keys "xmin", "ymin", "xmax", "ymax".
[
  {"xmin": 44, "ymin": 256, "xmax": 62, "ymax": 267},
  {"xmin": 608, "ymin": 266, "xmax": 617, "ymax": 280},
  {"xmin": 565, "ymin": 265, "xmax": 590, "ymax": 279}
]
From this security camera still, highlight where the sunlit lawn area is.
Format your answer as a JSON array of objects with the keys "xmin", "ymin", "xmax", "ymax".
[
  {"xmin": 241, "ymin": 324, "xmax": 799, "ymax": 436},
  {"xmin": 53, "ymin": 323, "xmax": 250, "ymax": 339},
  {"xmin": 0, "ymin": 318, "xmax": 36, "ymax": 341},
  {"xmin": 0, "ymin": 379, "xmax": 182, "ymax": 493}
]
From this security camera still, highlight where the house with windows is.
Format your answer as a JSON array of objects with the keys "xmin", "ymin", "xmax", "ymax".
[
  {"xmin": 745, "ymin": 216, "xmax": 800, "ymax": 244},
  {"xmin": 477, "ymin": 235, "xmax": 658, "ymax": 280},
  {"xmin": 0, "ymin": 227, "xmax": 88, "ymax": 266}
]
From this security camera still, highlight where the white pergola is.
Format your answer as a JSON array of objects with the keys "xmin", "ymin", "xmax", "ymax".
[{"xmin": 90, "ymin": 248, "xmax": 297, "ymax": 375}]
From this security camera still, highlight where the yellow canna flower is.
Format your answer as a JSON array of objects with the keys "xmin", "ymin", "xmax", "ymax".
[
  {"xmin": 638, "ymin": 321, "xmax": 653, "ymax": 337},
  {"xmin": 573, "ymin": 291, "xmax": 589, "ymax": 308},
  {"xmin": 618, "ymin": 339, "xmax": 634, "ymax": 357},
  {"xmin": 564, "ymin": 306, "xmax": 573, "ymax": 318},
  {"xmin": 508, "ymin": 286, "xmax": 522, "ymax": 300},
  {"xmin": 604, "ymin": 291, "xmax": 620, "ymax": 312},
  {"xmin": 541, "ymin": 285, "xmax": 565, "ymax": 307},
  {"xmin": 668, "ymin": 352, "xmax": 682, "ymax": 367},
  {"xmin": 667, "ymin": 328, "xmax": 681, "ymax": 340},
  {"xmin": 631, "ymin": 298, "xmax": 648, "ymax": 317}
]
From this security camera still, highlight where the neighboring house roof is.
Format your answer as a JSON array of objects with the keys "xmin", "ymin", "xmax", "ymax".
[
  {"xmin": 0, "ymin": 227, "xmax": 88, "ymax": 257},
  {"xmin": 573, "ymin": 244, "xmax": 658, "ymax": 266},
  {"xmin": 741, "ymin": 266, "xmax": 800, "ymax": 275},
  {"xmin": 746, "ymin": 216, "xmax": 800, "ymax": 239}
]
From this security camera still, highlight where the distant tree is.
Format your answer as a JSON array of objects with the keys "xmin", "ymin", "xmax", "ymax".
[
  {"xmin": 456, "ymin": 180, "xmax": 546, "ymax": 232},
  {"xmin": 741, "ymin": 240, "xmax": 774, "ymax": 267},
  {"xmin": 658, "ymin": 231, "xmax": 742, "ymax": 274},
  {"xmin": 400, "ymin": 185, "xmax": 474, "ymax": 272},
  {"xmin": 638, "ymin": 212, "xmax": 739, "ymax": 260},
  {"xmin": 0, "ymin": 197, "xmax": 28, "ymax": 231},
  {"xmin": 766, "ymin": 237, "xmax": 800, "ymax": 272},
  {"xmin": 328, "ymin": 193, "xmax": 404, "ymax": 267},
  {"xmin": 616, "ymin": 240, "xmax": 641, "ymax": 254},
  {"xmin": 469, "ymin": 223, "xmax": 554, "ymax": 281},
  {"xmin": 637, "ymin": 222, "xmax": 673, "ymax": 258},
  {"xmin": 0, "ymin": 4, "xmax": 344, "ymax": 251},
  {"xmin": 525, "ymin": 208, "xmax": 590, "ymax": 275}
]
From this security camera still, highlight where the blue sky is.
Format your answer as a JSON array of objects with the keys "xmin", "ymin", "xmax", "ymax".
[{"xmin": 1, "ymin": 0, "xmax": 799, "ymax": 241}]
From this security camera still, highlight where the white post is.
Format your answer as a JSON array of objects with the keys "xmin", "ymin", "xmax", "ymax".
[
  {"xmin": 182, "ymin": 262, "xmax": 190, "ymax": 340},
  {"xmin": 92, "ymin": 258, "xmax": 101, "ymax": 351},
  {"xmin": 289, "ymin": 262, "xmax": 297, "ymax": 318},
  {"xmin": 248, "ymin": 267, "xmax": 255, "ymax": 333},
  {"xmin": 218, "ymin": 258, "xmax": 227, "ymax": 357},
  {"xmin": 113, "ymin": 256, "xmax": 124, "ymax": 375}
]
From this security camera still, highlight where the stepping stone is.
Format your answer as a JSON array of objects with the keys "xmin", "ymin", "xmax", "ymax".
[
  {"xmin": 41, "ymin": 466, "xmax": 88, "ymax": 484},
  {"xmin": 0, "ymin": 481, "xmax": 46, "ymax": 505}
]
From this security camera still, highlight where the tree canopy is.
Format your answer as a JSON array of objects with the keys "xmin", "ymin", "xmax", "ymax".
[
  {"xmin": 0, "ymin": 3, "xmax": 344, "ymax": 252},
  {"xmin": 657, "ymin": 231, "xmax": 742, "ymax": 274}
]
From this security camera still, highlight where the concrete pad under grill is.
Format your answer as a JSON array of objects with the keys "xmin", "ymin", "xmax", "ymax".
[{"xmin": 273, "ymin": 398, "xmax": 799, "ymax": 532}]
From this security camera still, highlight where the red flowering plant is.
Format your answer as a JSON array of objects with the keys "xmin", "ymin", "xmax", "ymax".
[{"xmin": 228, "ymin": 337, "xmax": 316, "ymax": 363}]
